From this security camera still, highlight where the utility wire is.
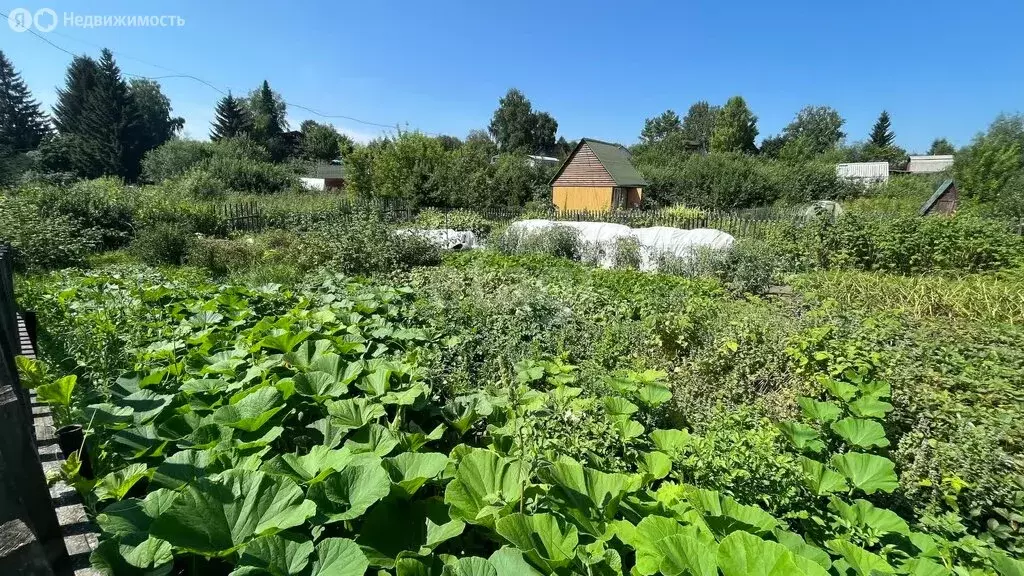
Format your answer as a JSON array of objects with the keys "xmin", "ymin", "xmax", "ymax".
[{"xmin": 2, "ymin": 10, "xmax": 438, "ymax": 136}]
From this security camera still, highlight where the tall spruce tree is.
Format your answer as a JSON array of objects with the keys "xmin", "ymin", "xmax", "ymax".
[
  {"xmin": 53, "ymin": 55, "xmax": 99, "ymax": 137},
  {"xmin": 869, "ymin": 110, "xmax": 895, "ymax": 148},
  {"xmin": 78, "ymin": 49, "xmax": 144, "ymax": 179},
  {"xmin": 0, "ymin": 50, "xmax": 50, "ymax": 155},
  {"xmin": 210, "ymin": 92, "xmax": 252, "ymax": 140}
]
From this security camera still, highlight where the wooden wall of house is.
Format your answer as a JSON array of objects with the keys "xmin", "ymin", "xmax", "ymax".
[
  {"xmin": 934, "ymin": 186, "xmax": 958, "ymax": 215},
  {"xmin": 552, "ymin": 143, "xmax": 617, "ymax": 187},
  {"xmin": 552, "ymin": 186, "xmax": 613, "ymax": 211}
]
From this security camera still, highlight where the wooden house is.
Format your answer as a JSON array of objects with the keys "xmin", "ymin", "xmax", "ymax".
[
  {"xmin": 550, "ymin": 138, "xmax": 647, "ymax": 211},
  {"xmin": 919, "ymin": 179, "xmax": 959, "ymax": 216}
]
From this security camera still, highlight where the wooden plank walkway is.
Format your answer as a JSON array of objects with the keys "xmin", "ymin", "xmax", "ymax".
[{"xmin": 21, "ymin": 314, "xmax": 100, "ymax": 576}]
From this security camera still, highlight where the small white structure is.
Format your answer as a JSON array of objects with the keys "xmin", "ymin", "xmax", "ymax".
[
  {"xmin": 394, "ymin": 229, "xmax": 478, "ymax": 250},
  {"xmin": 837, "ymin": 162, "xmax": 890, "ymax": 183},
  {"xmin": 907, "ymin": 155, "xmax": 954, "ymax": 174}
]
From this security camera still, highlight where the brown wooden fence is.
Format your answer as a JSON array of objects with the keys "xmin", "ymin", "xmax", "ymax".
[{"xmin": 0, "ymin": 244, "xmax": 70, "ymax": 574}]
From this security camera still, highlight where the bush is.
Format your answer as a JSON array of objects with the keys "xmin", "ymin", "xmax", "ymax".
[
  {"xmin": 0, "ymin": 195, "xmax": 93, "ymax": 270},
  {"xmin": 131, "ymin": 222, "xmax": 194, "ymax": 266},
  {"xmin": 954, "ymin": 114, "xmax": 1024, "ymax": 202},
  {"xmin": 636, "ymin": 152, "xmax": 850, "ymax": 209},
  {"xmin": 10, "ymin": 178, "xmax": 136, "ymax": 250},
  {"xmin": 496, "ymin": 225, "xmax": 582, "ymax": 260},
  {"xmin": 199, "ymin": 155, "xmax": 295, "ymax": 195},
  {"xmin": 141, "ymin": 139, "xmax": 215, "ymax": 183},
  {"xmin": 293, "ymin": 212, "xmax": 442, "ymax": 275},
  {"xmin": 995, "ymin": 170, "xmax": 1024, "ymax": 219},
  {"xmin": 185, "ymin": 236, "xmax": 263, "ymax": 276},
  {"xmin": 612, "ymin": 236, "xmax": 642, "ymax": 270},
  {"xmin": 415, "ymin": 208, "xmax": 494, "ymax": 236},
  {"xmin": 174, "ymin": 167, "xmax": 227, "ymax": 199}
]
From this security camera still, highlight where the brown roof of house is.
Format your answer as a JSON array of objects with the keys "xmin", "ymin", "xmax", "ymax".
[{"xmin": 549, "ymin": 138, "xmax": 648, "ymax": 187}]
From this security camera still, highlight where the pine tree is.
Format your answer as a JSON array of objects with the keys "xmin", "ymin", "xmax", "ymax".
[
  {"xmin": 210, "ymin": 92, "xmax": 252, "ymax": 140},
  {"xmin": 78, "ymin": 49, "xmax": 144, "ymax": 179},
  {"xmin": 246, "ymin": 80, "xmax": 287, "ymax": 159},
  {"xmin": 53, "ymin": 55, "xmax": 99, "ymax": 136},
  {"xmin": 710, "ymin": 96, "xmax": 758, "ymax": 153},
  {"xmin": 869, "ymin": 110, "xmax": 895, "ymax": 148},
  {"xmin": 0, "ymin": 50, "xmax": 50, "ymax": 155}
]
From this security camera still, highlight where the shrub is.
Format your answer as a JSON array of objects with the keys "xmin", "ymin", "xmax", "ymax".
[
  {"xmin": 954, "ymin": 114, "xmax": 1024, "ymax": 202},
  {"xmin": 10, "ymin": 178, "xmax": 135, "ymax": 250},
  {"xmin": 995, "ymin": 170, "xmax": 1024, "ymax": 219},
  {"xmin": 199, "ymin": 155, "xmax": 295, "ymax": 195},
  {"xmin": 174, "ymin": 166, "xmax": 227, "ymax": 199},
  {"xmin": 131, "ymin": 222, "xmax": 194, "ymax": 265},
  {"xmin": 292, "ymin": 212, "xmax": 442, "ymax": 275},
  {"xmin": 612, "ymin": 236, "xmax": 642, "ymax": 270},
  {"xmin": 0, "ymin": 195, "xmax": 93, "ymax": 270},
  {"xmin": 415, "ymin": 208, "xmax": 494, "ymax": 236},
  {"xmin": 141, "ymin": 139, "xmax": 215, "ymax": 183},
  {"xmin": 185, "ymin": 236, "xmax": 263, "ymax": 276},
  {"xmin": 496, "ymin": 225, "xmax": 582, "ymax": 260}
]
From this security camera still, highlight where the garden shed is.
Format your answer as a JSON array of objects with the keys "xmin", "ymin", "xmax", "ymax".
[
  {"xmin": 299, "ymin": 162, "xmax": 346, "ymax": 191},
  {"xmin": 550, "ymin": 138, "xmax": 647, "ymax": 211},
  {"xmin": 919, "ymin": 179, "xmax": 959, "ymax": 216}
]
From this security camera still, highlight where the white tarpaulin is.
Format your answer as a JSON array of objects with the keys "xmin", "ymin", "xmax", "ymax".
[
  {"xmin": 556, "ymin": 221, "xmax": 635, "ymax": 268},
  {"xmin": 632, "ymin": 226, "xmax": 735, "ymax": 271},
  {"xmin": 394, "ymin": 229, "xmax": 478, "ymax": 250}
]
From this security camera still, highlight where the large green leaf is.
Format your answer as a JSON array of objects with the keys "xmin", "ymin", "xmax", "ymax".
[
  {"xmin": 831, "ymin": 453, "xmax": 899, "ymax": 495},
  {"xmin": 718, "ymin": 531, "xmax": 828, "ymax": 576},
  {"xmin": 356, "ymin": 498, "xmax": 465, "ymax": 568},
  {"xmin": 307, "ymin": 461, "xmax": 391, "ymax": 523},
  {"xmin": 94, "ymin": 490, "xmax": 176, "ymax": 572},
  {"xmin": 95, "ymin": 463, "xmax": 153, "ymax": 501},
  {"xmin": 828, "ymin": 498, "xmax": 909, "ymax": 536},
  {"xmin": 637, "ymin": 383, "xmax": 672, "ymax": 407},
  {"xmin": 36, "ymin": 374, "xmax": 76, "ymax": 407},
  {"xmin": 326, "ymin": 397, "xmax": 386, "ymax": 430},
  {"xmin": 799, "ymin": 457, "xmax": 849, "ymax": 496},
  {"xmin": 797, "ymin": 397, "xmax": 842, "ymax": 423},
  {"xmin": 344, "ymin": 423, "xmax": 400, "ymax": 457},
  {"xmin": 257, "ymin": 329, "xmax": 312, "ymax": 353},
  {"xmin": 540, "ymin": 456, "xmax": 633, "ymax": 535},
  {"xmin": 90, "ymin": 537, "xmax": 173, "ymax": 576},
  {"xmin": 262, "ymin": 445, "xmax": 357, "ymax": 484},
  {"xmin": 774, "ymin": 530, "xmax": 832, "ymax": 570},
  {"xmin": 444, "ymin": 448, "xmax": 526, "ymax": 528},
  {"xmin": 654, "ymin": 533, "xmax": 717, "ymax": 576},
  {"xmin": 283, "ymin": 339, "xmax": 335, "ymax": 371},
  {"xmin": 777, "ymin": 422, "xmax": 825, "ymax": 453},
  {"xmin": 825, "ymin": 539, "xmax": 895, "ymax": 575},
  {"xmin": 309, "ymin": 538, "xmax": 368, "ymax": 576},
  {"xmin": 441, "ymin": 557, "xmax": 498, "ymax": 576},
  {"xmin": 650, "ymin": 429, "xmax": 691, "ymax": 456},
  {"xmin": 848, "ymin": 397, "xmax": 894, "ymax": 419},
  {"xmin": 685, "ymin": 488, "xmax": 779, "ymax": 537},
  {"xmin": 488, "ymin": 548, "xmax": 544, "ymax": 576},
  {"xmin": 213, "ymin": 387, "xmax": 285, "ymax": 432},
  {"xmin": 628, "ymin": 516, "xmax": 692, "ymax": 576},
  {"xmin": 822, "ymin": 378, "xmax": 858, "ymax": 402},
  {"xmin": 494, "ymin": 513, "xmax": 579, "ymax": 574},
  {"xmin": 232, "ymin": 534, "xmax": 314, "ymax": 576},
  {"xmin": 122, "ymin": 389, "xmax": 174, "ymax": 424},
  {"xmin": 382, "ymin": 452, "xmax": 450, "ymax": 498},
  {"xmin": 150, "ymin": 469, "xmax": 316, "ymax": 556},
  {"xmin": 152, "ymin": 449, "xmax": 216, "ymax": 490},
  {"xmin": 442, "ymin": 394, "xmax": 494, "ymax": 436},
  {"xmin": 830, "ymin": 418, "xmax": 890, "ymax": 449},
  {"xmin": 293, "ymin": 354, "xmax": 362, "ymax": 401}
]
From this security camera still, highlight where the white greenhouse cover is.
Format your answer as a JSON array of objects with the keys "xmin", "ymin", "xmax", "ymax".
[
  {"xmin": 632, "ymin": 226, "xmax": 735, "ymax": 271},
  {"xmin": 394, "ymin": 229, "xmax": 478, "ymax": 250},
  {"xmin": 503, "ymin": 220, "xmax": 736, "ymax": 272}
]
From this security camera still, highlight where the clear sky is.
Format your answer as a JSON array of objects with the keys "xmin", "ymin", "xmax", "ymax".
[{"xmin": 2, "ymin": 0, "xmax": 1022, "ymax": 151}]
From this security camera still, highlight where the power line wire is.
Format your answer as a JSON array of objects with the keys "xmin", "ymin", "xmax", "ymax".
[{"xmin": 1, "ymin": 10, "xmax": 439, "ymax": 136}]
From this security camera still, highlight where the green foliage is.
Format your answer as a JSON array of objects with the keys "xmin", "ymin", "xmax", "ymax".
[
  {"xmin": 782, "ymin": 106, "xmax": 846, "ymax": 156},
  {"xmin": 210, "ymin": 92, "xmax": 253, "ymax": 141},
  {"xmin": 929, "ymin": 138, "xmax": 957, "ymax": 156},
  {"xmin": 488, "ymin": 88, "xmax": 558, "ymax": 155},
  {"xmin": 0, "ymin": 193, "xmax": 94, "ymax": 269},
  {"xmin": 868, "ymin": 111, "xmax": 895, "ymax": 148},
  {"xmin": 995, "ymin": 170, "xmax": 1024, "ymax": 219},
  {"xmin": 131, "ymin": 221, "xmax": 194, "ymax": 265},
  {"xmin": 299, "ymin": 120, "xmax": 342, "ymax": 161},
  {"xmin": 710, "ymin": 96, "xmax": 758, "ymax": 154},
  {"xmin": 639, "ymin": 109, "xmax": 683, "ymax": 144},
  {"xmin": 954, "ymin": 114, "xmax": 1024, "ymax": 202},
  {"xmin": 0, "ymin": 50, "xmax": 50, "ymax": 155},
  {"xmin": 141, "ymin": 139, "xmax": 214, "ymax": 183}
]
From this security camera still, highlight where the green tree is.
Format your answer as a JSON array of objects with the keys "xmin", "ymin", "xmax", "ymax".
[
  {"xmin": 299, "ymin": 120, "xmax": 341, "ymax": 161},
  {"xmin": 954, "ymin": 114, "xmax": 1024, "ymax": 202},
  {"xmin": 488, "ymin": 88, "xmax": 559, "ymax": 155},
  {"xmin": 436, "ymin": 134, "xmax": 463, "ymax": 151},
  {"xmin": 868, "ymin": 110, "xmax": 895, "ymax": 148},
  {"xmin": 246, "ymin": 80, "xmax": 287, "ymax": 160},
  {"xmin": 337, "ymin": 132, "xmax": 356, "ymax": 158},
  {"xmin": 928, "ymin": 138, "xmax": 956, "ymax": 155},
  {"xmin": 680, "ymin": 101, "xmax": 720, "ymax": 152},
  {"xmin": 129, "ymin": 79, "xmax": 183, "ymax": 154},
  {"xmin": 53, "ymin": 55, "xmax": 99, "ymax": 137},
  {"xmin": 758, "ymin": 134, "xmax": 788, "ymax": 158},
  {"xmin": 210, "ymin": 92, "xmax": 252, "ymax": 141},
  {"xmin": 639, "ymin": 109, "xmax": 682, "ymax": 144},
  {"xmin": 81, "ymin": 49, "xmax": 145, "ymax": 179},
  {"xmin": 465, "ymin": 129, "xmax": 498, "ymax": 156},
  {"xmin": 782, "ymin": 106, "xmax": 846, "ymax": 155},
  {"xmin": 0, "ymin": 50, "xmax": 50, "ymax": 155},
  {"xmin": 710, "ymin": 96, "xmax": 758, "ymax": 154}
]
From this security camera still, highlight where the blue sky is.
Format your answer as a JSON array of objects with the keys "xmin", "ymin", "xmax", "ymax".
[{"xmin": 2, "ymin": 0, "xmax": 1022, "ymax": 151}]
